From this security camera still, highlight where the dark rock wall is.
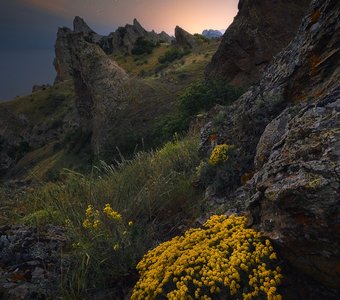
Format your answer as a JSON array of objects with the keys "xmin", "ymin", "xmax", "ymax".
[{"xmin": 206, "ymin": 0, "xmax": 311, "ymax": 87}]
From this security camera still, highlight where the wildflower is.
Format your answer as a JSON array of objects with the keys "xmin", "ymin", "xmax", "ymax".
[
  {"xmin": 209, "ymin": 144, "xmax": 233, "ymax": 165},
  {"xmin": 103, "ymin": 203, "xmax": 122, "ymax": 221},
  {"xmin": 132, "ymin": 215, "xmax": 282, "ymax": 299}
]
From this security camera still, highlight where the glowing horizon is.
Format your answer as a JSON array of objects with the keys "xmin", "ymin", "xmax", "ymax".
[{"xmin": 21, "ymin": 0, "xmax": 238, "ymax": 35}]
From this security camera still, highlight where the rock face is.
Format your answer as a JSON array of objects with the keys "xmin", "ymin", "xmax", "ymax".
[
  {"xmin": 174, "ymin": 26, "xmax": 198, "ymax": 49},
  {"xmin": 200, "ymin": 0, "xmax": 339, "ymax": 296},
  {"xmin": 54, "ymin": 27, "xmax": 73, "ymax": 83},
  {"xmin": 100, "ymin": 19, "xmax": 173, "ymax": 54},
  {"xmin": 67, "ymin": 33, "xmax": 129, "ymax": 154},
  {"xmin": 73, "ymin": 16, "xmax": 103, "ymax": 43},
  {"xmin": 202, "ymin": 29, "xmax": 223, "ymax": 39},
  {"xmin": 54, "ymin": 17, "xmax": 172, "ymax": 82},
  {"xmin": 0, "ymin": 225, "xmax": 70, "ymax": 299},
  {"xmin": 206, "ymin": 0, "xmax": 310, "ymax": 87}
]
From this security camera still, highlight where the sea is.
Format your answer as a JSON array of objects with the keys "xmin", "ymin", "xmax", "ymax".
[{"xmin": 0, "ymin": 49, "xmax": 56, "ymax": 101}]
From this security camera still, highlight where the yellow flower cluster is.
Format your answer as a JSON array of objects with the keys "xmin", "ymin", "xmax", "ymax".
[
  {"xmin": 209, "ymin": 144, "xmax": 233, "ymax": 166},
  {"xmin": 132, "ymin": 215, "xmax": 283, "ymax": 300},
  {"xmin": 82, "ymin": 204, "xmax": 101, "ymax": 229},
  {"xmin": 103, "ymin": 203, "xmax": 122, "ymax": 221}
]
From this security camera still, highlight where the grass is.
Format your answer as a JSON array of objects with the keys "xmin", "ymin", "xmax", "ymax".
[{"xmin": 22, "ymin": 135, "xmax": 205, "ymax": 298}]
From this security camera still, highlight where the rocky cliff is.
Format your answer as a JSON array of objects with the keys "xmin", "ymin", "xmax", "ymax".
[
  {"xmin": 174, "ymin": 26, "xmax": 199, "ymax": 49},
  {"xmin": 100, "ymin": 18, "xmax": 173, "ymax": 54},
  {"xmin": 201, "ymin": 0, "xmax": 339, "ymax": 297},
  {"xmin": 67, "ymin": 33, "xmax": 129, "ymax": 154},
  {"xmin": 54, "ymin": 17, "xmax": 172, "ymax": 82},
  {"xmin": 206, "ymin": 0, "xmax": 311, "ymax": 87}
]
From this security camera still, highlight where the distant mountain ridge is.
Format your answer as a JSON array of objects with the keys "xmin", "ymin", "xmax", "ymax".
[
  {"xmin": 202, "ymin": 29, "xmax": 223, "ymax": 39},
  {"xmin": 54, "ymin": 17, "xmax": 174, "ymax": 82}
]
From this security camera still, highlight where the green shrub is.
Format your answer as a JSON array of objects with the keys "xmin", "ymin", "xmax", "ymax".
[
  {"xmin": 158, "ymin": 48, "xmax": 190, "ymax": 64},
  {"xmin": 132, "ymin": 215, "xmax": 283, "ymax": 300},
  {"xmin": 157, "ymin": 79, "xmax": 243, "ymax": 141},
  {"xmin": 131, "ymin": 37, "xmax": 156, "ymax": 55}
]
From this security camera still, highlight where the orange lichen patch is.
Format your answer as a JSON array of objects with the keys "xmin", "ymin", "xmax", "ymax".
[
  {"xmin": 294, "ymin": 214, "xmax": 314, "ymax": 226},
  {"xmin": 208, "ymin": 133, "xmax": 218, "ymax": 142},
  {"xmin": 309, "ymin": 54, "xmax": 321, "ymax": 76},
  {"xmin": 310, "ymin": 9, "xmax": 321, "ymax": 24},
  {"xmin": 241, "ymin": 171, "xmax": 255, "ymax": 185}
]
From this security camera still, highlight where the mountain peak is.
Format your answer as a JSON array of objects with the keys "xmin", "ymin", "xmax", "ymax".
[{"xmin": 73, "ymin": 16, "xmax": 94, "ymax": 33}]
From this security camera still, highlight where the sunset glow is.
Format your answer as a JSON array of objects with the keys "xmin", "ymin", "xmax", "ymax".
[{"xmin": 21, "ymin": 0, "xmax": 238, "ymax": 34}]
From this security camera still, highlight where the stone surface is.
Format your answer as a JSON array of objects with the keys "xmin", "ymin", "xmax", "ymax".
[
  {"xmin": 200, "ymin": 0, "xmax": 340, "ymax": 296},
  {"xmin": 53, "ymin": 27, "xmax": 73, "ymax": 83},
  {"xmin": 174, "ymin": 26, "xmax": 198, "ymax": 49},
  {"xmin": 67, "ymin": 33, "xmax": 129, "ymax": 154},
  {"xmin": 0, "ymin": 225, "xmax": 70, "ymax": 299},
  {"xmin": 206, "ymin": 0, "xmax": 310, "ymax": 87},
  {"xmin": 200, "ymin": 0, "xmax": 340, "ymax": 181},
  {"xmin": 100, "ymin": 19, "xmax": 173, "ymax": 55}
]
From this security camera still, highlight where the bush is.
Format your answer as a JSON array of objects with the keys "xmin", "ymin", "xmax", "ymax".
[
  {"xmin": 209, "ymin": 144, "xmax": 233, "ymax": 166},
  {"xmin": 132, "ymin": 215, "xmax": 283, "ymax": 300},
  {"xmin": 131, "ymin": 37, "xmax": 156, "ymax": 55},
  {"xmin": 158, "ymin": 48, "xmax": 190, "ymax": 64},
  {"xmin": 157, "ymin": 79, "xmax": 243, "ymax": 141},
  {"xmin": 179, "ymin": 79, "xmax": 243, "ymax": 117}
]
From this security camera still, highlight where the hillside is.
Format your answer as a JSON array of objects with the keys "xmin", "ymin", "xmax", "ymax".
[
  {"xmin": 0, "ymin": 0, "xmax": 339, "ymax": 299},
  {"xmin": 0, "ymin": 22, "xmax": 220, "ymax": 181}
]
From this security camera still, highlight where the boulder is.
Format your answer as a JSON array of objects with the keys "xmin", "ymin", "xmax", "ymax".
[
  {"xmin": 174, "ymin": 26, "xmax": 198, "ymax": 49},
  {"xmin": 206, "ymin": 0, "xmax": 310, "ymax": 87}
]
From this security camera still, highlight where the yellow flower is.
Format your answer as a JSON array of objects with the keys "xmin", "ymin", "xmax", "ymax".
[
  {"xmin": 209, "ymin": 144, "xmax": 233, "ymax": 165},
  {"xmin": 128, "ymin": 221, "xmax": 134, "ymax": 227},
  {"xmin": 131, "ymin": 215, "xmax": 283, "ymax": 299}
]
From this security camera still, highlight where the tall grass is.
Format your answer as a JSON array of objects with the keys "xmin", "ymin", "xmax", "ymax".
[{"xmin": 27, "ymin": 136, "xmax": 204, "ymax": 298}]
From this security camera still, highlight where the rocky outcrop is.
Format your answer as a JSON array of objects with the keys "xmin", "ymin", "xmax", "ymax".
[
  {"xmin": 67, "ymin": 33, "xmax": 129, "ymax": 154},
  {"xmin": 54, "ymin": 17, "xmax": 173, "ymax": 82},
  {"xmin": 100, "ymin": 19, "xmax": 173, "ymax": 54},
  {"xmin": 54, "ymin": 27, "xmax": 73, "ymax": 83},
  {"xmin": 174, "ymin": 26, "xmax": 198, "ymax": 49},
  {"xmin": 73, "ymin": 16, "xmax": 102, "ymax": 43},
  {"xmin": 201, "ymin": 0, "xmax": 340, "ymax": 296},
  {"xmin": 206, "ymin": 0, "xmax": 311, "ymax": 87},
  {"xmin": 202, "ymin": 29, "xmax": 223, "ymax": 39},
  {"xmin": 200, "ymin": 0, "xmax": 339, "ymax": 179},
  {"xmin": 0, "ymin": 225, "xmax": 70, "ymax": 299},
  {"xmin": 235, "ymin": 89, "xmax": 340, "ymax": 298}
]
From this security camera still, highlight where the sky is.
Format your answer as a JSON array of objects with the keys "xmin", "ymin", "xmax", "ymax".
[{"xmin": 0, "ymin": 0, "xmax": 238, "ymax": 100}]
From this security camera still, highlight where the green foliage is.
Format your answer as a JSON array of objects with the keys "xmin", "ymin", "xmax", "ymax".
[
  {"xmin": 21, "ymin": 209, "xmax": 61, "ymax": 226},
  {"xmin": 179, "ymin": 79, "xmax": 243, "ymax": 117},
  {"xmin": 131, "ymin": 37, "xmax": 156, "ymax": 55},
  {"xmin": 158, "ymin": 48, "xmax": 190, "ymax": 64},
  {"xmin": 28, "ymin": 136, "xmax": 204, "ymax": 297},
  {"xmin": 158, "ymin": 79, "xmax": 243, "ymax": 141}
]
